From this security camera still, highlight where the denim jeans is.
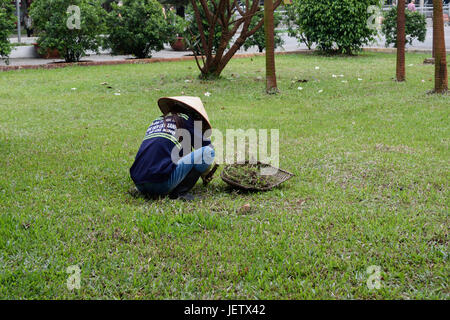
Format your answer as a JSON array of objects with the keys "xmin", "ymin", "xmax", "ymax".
[{"xmin": 136, "ymin": 146, "xmax": 215, "ymax": 195}]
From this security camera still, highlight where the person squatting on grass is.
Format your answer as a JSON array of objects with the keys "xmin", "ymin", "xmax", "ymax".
[{"xmin": 130, "ymin": 96, "xmax": 217, "ymax": 201}]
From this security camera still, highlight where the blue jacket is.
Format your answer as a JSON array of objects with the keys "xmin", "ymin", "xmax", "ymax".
[{"xmin": 130, "ymin": 113, "xmax": 211, "ymax": 184}]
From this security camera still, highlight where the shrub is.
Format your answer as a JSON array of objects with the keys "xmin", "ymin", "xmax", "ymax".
[
  {"xmin": 0, "ymin": 0, "xmax": 15, "ymax": 63},
  {"xmin": 30, "ymin": 0, "xmax": 105, "ymax": 62},
  {"xmin": 243, "ymin": 11, "xmax": 284, "ymax": 53},
  {"xmin": 105, "ymin": 0, "xmax": 182, "ymax": 59},
  {"xmin": 158, "ymin": 0, "xmax": 189, "ymax": 17},
  {"xmin": 286, "ymin": 0, "xmax": 379, "ymax": 54},
  {"xmin": 285, "ymin": 3, "xmax": 313, "ymax": 50},
  {"xmin": 381, "ymin": 6, "xmax": 427, "ymax": 47}
]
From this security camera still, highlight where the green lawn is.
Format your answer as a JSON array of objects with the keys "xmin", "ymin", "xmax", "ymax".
[{"xmin": 0, "ymin": 52, "xmax": 448, "ymax": 299}]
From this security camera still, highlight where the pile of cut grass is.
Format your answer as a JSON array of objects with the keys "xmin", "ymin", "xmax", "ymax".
[{"xmin": 222, "ymin": 163, "xmax": 279, "ymax": 189}]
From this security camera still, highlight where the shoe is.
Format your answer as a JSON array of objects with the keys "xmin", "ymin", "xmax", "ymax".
[{"xmin": 177, "ymin": 193, "xmax": 196, "ymax": 201}]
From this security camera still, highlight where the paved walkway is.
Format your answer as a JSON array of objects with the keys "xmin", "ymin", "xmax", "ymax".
[
  {"xmin": 2, "ymin": 47, "xmax": 191, "ymax": 66},
  {"xmin": 2, "ymin": 26, "xmax": 449, "ymax": 67}
]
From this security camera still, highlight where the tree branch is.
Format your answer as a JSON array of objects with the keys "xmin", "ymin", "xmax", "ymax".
[{"xmin": 190, "ymin": 0, "xmax": 211, "ymax": 61}]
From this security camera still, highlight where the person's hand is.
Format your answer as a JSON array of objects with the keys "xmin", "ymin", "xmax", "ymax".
[{"xmin": 201, "ymin": 163, "xmax": 219, "ymax": 186}]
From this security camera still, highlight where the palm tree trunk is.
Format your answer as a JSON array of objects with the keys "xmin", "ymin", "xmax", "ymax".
[
  {"xmin": 433, "ymin": 0, "xmax": 448, "ymax": 93},
  {"xmin": 396, "ymin": 0, "xmax": 406, "ymax": 82},
  {"xmin": 265, "ymin": 0, "xmax": 278, "ymax": 93}
]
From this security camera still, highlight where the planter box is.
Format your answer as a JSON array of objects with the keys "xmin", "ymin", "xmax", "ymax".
[
  {"xmin": 9, "ymin": 45, "xmax": 40, "ymax": 59},
  {"xmin": 33, "ymin": 43, "xmax": 61, "ymax": 59}
]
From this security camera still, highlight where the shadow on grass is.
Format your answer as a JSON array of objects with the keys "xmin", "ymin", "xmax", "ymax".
[{"xmin": 126, "ymin": 180, "xmax": 279, "ymax": 203}]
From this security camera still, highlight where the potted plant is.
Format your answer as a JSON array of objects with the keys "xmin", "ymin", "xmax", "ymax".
[
  {"xmin": 170, "ymin": 36, "xmax": 186, "ymax": 51},
  {"xmin": 158, "ymin": 0, "xmax": 188, "ymax": 51},
  {"xmin": 33, "ymin": 43, "xmax": 61, "ymax": 59},
  {"xmin": 30, "ymin": 0, "xmax": 104, "ymax": 62}
]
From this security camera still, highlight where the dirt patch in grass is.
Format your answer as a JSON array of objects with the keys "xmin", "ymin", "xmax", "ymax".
[{"xmin": 375, "ymin": 143, "xmax": 415, "ymax": 154}]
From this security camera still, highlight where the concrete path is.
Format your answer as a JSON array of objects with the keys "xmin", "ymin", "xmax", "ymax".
[{"xmin": 2, "ymin": 26, "xmax": 449, "ymax": 67}]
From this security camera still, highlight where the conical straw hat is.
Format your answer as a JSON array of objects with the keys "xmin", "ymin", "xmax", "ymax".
[{"xmin": 158, "ymin": 96, "xmax": 211, "ymax": 132}]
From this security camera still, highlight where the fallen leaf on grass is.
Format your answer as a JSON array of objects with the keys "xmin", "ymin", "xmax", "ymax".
[{"xmin": 239, "ymin": 203, "xmax": 251, "ymax": 214}]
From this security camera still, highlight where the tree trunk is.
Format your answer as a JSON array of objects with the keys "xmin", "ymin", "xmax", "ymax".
[
  {"xmin": 396, "ymin": 0, "xmax": 406, "ymax": 82},
  {"xmin": 264, "ymin": 0, "xmax": 278, "ymax": 93},
  {"xmin": 433, "ymin": 0, "xmax": 448, "ymax": 93},
  {"xmin": 189, "ymin": 0, "xmax": 282, "ymax": 79}
]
